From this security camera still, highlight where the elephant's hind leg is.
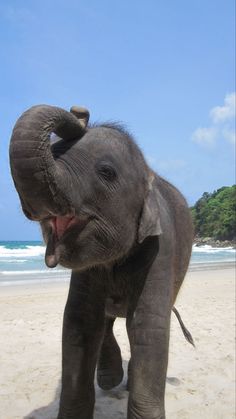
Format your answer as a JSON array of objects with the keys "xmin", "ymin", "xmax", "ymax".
[{"xmin": 97, "ymin": 317, "xmax": 124, "ymax": 390}]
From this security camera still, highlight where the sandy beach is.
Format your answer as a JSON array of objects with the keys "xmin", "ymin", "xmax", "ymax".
[{"xmin": 0, "ymin": 266, "xmax": 235, "ymax": 419}]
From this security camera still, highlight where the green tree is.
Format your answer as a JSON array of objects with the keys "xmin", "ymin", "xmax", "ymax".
[{"xmin": 191, "ymin": 185, "xmax": 236, "ymax": 240}]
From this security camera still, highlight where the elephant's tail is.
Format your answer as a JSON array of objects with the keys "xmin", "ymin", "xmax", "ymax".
[{"xmin": 172, "ymin": 307, "xmax": 195, "ymax": 347}]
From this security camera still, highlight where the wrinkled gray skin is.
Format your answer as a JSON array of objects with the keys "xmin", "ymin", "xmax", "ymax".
[{"xmin": 9, "ymin": 105, "xmax": 193, "ymax": 419}]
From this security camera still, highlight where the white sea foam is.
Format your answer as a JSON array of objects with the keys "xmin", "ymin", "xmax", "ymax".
[
  {"xmin": 192, "ymin": 244, "xmax": 235, "ymax": 254},
  {"xmin": 0, "ymin": 259, "xmax": 28, "ymax": 263},
  {"xmin": 1, "ymin": 269, "xmax": 66, "ymax": 275},
  {"xmin": 0, "ymin": 245, "xmax": 45, "ymax": 258},
  {"xmin": 0, "ymin": 243, "xmax": 235, "ymax": 287},
  {"xmin": 1, "ymin": 244, "xmax": 234, "ymax": 258},
  {"xmin": 0, "ymin": 276, "xmax": 70, "ymax": 287}
]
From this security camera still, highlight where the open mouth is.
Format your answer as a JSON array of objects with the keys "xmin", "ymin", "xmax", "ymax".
[
  {"xmin": 44, "ymin": 214, "xmax": 90, "ymax": 268},
  {"xmin": 52, "ymin": 215, "xmax": 89, "ymax": 240}
]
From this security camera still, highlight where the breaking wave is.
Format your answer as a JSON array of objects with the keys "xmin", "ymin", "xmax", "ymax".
[{"xmin": 0, "ymin": 245, "xmax": 45, "ymax": 258}]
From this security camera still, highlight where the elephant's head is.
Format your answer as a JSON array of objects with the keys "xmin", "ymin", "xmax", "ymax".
[{"xmin": 10, "ymin": 105, "xmax": 161, "ymax": 271}]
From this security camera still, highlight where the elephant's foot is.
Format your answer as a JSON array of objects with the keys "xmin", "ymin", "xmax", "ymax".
[
  {"xmin": 128, "ymin": 396, "xmax": 165, "ymax": 419},
  {"xmin": 97, "ymin": 322, "xmax": 124, "ymax": 390},
  {"xmin": 97, "ymin": 341, "xmax": 124, "ymax": 389},
  {"xmin": 97, "ymin": 367, "xmax": 123, "ymax": 390}
]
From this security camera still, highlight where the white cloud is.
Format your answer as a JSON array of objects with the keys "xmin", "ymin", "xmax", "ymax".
[
  {"xmin": 146, "ymin": 156, "xmax": 157, "ymax": 167},
  {"xmin": 210, "ymin": 92, "xmax": 235, "ymax": 123},
  {"xmin": 192, "ymin": 127, "xmax": 218, "ymax": 147},
  {"xmin": 192, "ymin": 92, "xmax": 235, "ymax": 148},
  {"xmin": 223, "ymin": 128, "xmax": 236, "ymax": 145},
  {"xmin": 146, "ymin": 156, "xmax": 187, "ymax": 172}
]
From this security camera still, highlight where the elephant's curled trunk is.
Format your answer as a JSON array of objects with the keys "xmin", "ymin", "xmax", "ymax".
[{"xmin": 9, "ymin": 105, "xmax": 89, "ymax": 220}]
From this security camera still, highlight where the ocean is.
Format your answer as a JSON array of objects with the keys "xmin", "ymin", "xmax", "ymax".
[{"xmin": 0, "ymin": 241, "xmax": 235, "ymax": 286}]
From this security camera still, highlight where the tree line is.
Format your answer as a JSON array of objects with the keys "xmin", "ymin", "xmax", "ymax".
[{"xmin": 191, "ymin": 185, "xmax": 236, "ymax": 240}]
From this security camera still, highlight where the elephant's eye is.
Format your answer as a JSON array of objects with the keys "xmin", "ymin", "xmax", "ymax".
[{"xmin": 97, "ymin": 164, "xmax": 117, "ymax": 182}]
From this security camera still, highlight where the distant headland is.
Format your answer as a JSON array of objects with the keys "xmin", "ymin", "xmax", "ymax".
[{"xmin": 191, "ymin": 185, "xmax": 236, "ymax": 248}]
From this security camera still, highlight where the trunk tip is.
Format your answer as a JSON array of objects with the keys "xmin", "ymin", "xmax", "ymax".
[{"xmin": 70, "ymin": 106, "xmax": 90, "ymax": 129}]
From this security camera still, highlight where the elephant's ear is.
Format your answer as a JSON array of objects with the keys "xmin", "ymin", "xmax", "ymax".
[{"xmin": 138, "ymin": 173, "xmax": 162, "ymax": 243}]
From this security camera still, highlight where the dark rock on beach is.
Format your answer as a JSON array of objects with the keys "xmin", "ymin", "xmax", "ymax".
[{"xmin": 194, "ymin": 236, "xmax": 236, "ymax": 248}]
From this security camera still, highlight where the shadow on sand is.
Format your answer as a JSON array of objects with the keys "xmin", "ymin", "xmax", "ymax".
[
  {"xmin": 24, "ymin": 360, "xmax": 180, "ymax": 419},
  {"xmin": 24, "ymin": 361, "xmax": 129, "ymax": 419}
]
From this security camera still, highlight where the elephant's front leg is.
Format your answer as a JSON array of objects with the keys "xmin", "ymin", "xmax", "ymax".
[
  {"xmin": 58, "ymin": 271, "xmax": 105, "ymax": 419},
  {"xmin": 127, "ymin": 260, "xmax": 173, "ymax": 419}
]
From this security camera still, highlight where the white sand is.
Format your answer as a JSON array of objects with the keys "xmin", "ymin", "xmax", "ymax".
[{"xmin": 0, "ymin": 267, "xmax": 235, "ymax": 419}]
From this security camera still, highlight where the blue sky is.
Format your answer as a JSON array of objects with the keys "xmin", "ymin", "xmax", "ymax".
[{"xmin": 0, "ymin": 0, "xmax": 235, "ymax": 240}]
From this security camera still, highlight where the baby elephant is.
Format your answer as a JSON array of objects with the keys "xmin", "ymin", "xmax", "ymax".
[{"xmin": 9, "ymin": 104, "xmax": 193, "ymax": 419}]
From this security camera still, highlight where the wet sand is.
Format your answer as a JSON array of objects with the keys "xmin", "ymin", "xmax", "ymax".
[{"xmin": 0, "ymin": 266, "xmax": 235, "ymax": 419}]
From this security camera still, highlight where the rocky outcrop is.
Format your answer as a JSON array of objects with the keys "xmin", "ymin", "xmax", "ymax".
[{"xmin": 194, "ymin": 236, "xmax": 236, "ymax": 248}]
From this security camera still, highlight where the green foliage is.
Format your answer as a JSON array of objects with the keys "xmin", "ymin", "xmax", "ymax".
[{"xmin": 191, "ymin": 185, "xmax": 236, "ymax": 240}]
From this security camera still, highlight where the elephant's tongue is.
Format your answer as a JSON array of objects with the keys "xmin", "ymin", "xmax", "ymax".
[
  {"xmin": 45, "ymin": 228, "xmax": 59, "ymax": 268},
  {"xmin": 45, "ymin": 216, "xmax": 75, "ymax": 268},
  {"xmin": 55, "ymin": 216, "xmax": 74, "ymax": 240}
]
